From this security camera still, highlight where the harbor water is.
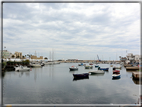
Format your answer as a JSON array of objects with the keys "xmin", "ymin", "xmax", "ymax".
[{"xmin": 3, "ymin": 63, "xmax": 140, "ymax": 104}]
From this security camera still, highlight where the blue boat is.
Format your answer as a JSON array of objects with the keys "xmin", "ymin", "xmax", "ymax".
[
  {"xmin": 95, "ymin": 65, "xmax": 99, "ymax": 67},
  {"xmin": 98, "ymin": 67, "xmax": 109, "ymax": 71},
  {"xmin": 112, "ymin": 74, "xmax": 121, "ymax": 79},
  {"xmin": 73, "ymin": 73, "xmax": 89, "ymax": 78},
  {"xmin": 78, "ymin": 63, "xmax": 84, "ymax": 66}
]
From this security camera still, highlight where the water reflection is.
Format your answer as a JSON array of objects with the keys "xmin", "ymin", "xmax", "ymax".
[
  {"xmin": 25, "ymin": 72, "xmax": 30, "ymax": 77},
  {"xmin": 3, "ymin": 63, "xmax": 140, "ymax": 104},
  {"xmin": 112, "ymin": 77, "xmax": 121, "ymax": 80},
  {"xmin": 132, "ymin": 78, "xmax": 142, "ymax": 85},
  {"xmin": 48, "ymin": 65, "xmax": 54, "ymax": 78},
  {"xmin": 73, "ymin": 77, "xmax": 89, "ymax": 81}
]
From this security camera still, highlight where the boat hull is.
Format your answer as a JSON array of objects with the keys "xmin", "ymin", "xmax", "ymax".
[
  {"xmin": 30, "ymin": 64, "xmax": 42, "ymax": 67},
  {"xmin": 85, "ymin": 66, "xmax": 93, "ymax": 69},
  {"xmin": 113, "ymin": 70, "xmax": 120, "ymax": 74},
  {"xmin": 73, "ymin": 73, "xmax": 89, "ymax": 78},
  {"xmin": 112, "ymin": 74, "xmax": 121, "ymax": 79},
  {"xmin": 15, "ymin": 67, "xmax": 30, "ymax": 72},
  {"xmin": 95, "ymin": 65, "xmax": 99, "ymax": 68},
  {"xmin": 69, "ymin": 68, "xmax": 78, "ymax": 71},
  {"xmin": 99, "ymin": 68, "xmax": 109, "ymax": 71},
  {"xmin": 89, "ymin": 70, "xmax": 104, "ymax": 74}
]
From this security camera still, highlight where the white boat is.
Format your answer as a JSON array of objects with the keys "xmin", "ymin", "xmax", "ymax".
[
  {"xmin": 89, "ymin": 70, "xmax": 104, "ymax": 74},
  {"xmin": 114, "ymin": 66, "xmax": 121, "ymax": 69},
  {"xmin": 69, "ymin": 66, "xmax": 78, "ymax": 70},
  {"xmin": 15, "ymin": 65, "xmax": 30, "ymax": 71},
  {"xmin": 30, "ymin": 63, "xmax": 42, "ymax": 67},
  {"xmin": 85, "ymin": 65, "xmax": 93, "ymax": 69},
  {"xmin": 53, "ymin": 62, "xmax": 60, "ymax": 64},
  {"xmin": 112, "ymin": 74, "xmax": 121, "ymax": 79}
]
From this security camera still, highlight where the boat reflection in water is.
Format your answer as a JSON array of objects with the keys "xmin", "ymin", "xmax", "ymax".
[
  {"xmin": 132, "ymin": 78, "xmax": 142, "ymax": 85},
  {"xmin": 73, "ymin": 77, "xmax": 89, "ymax": 81},
  {"xmin": 112, "ymin": 78, "xmax": 121, "ymax": 80}
]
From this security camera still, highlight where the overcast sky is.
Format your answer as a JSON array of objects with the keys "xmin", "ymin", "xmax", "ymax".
[{"xmin": 3, "ymin": 3, "xmax": 140, "ymax": 60}]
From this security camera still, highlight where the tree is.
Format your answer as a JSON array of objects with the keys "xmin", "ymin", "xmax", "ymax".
[
  {"xmin": 11, "ymin": 55, "xmax": 15, "ymax": 58},
  {"xmin": 22, "ymin": 56, "xmax": 25, "ymax": 59},
  {"xmin": 44, "ymin": 57, "xmax": 48, "ymax": 59},
  {"xmin": 16, "ymin": 56, "xmax": 20, "ymax": 58}
]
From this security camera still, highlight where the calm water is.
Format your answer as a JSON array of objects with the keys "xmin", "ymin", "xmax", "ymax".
[{"xmin": 3, "ymin": 63, "xmax": 140, "ymax": 104}]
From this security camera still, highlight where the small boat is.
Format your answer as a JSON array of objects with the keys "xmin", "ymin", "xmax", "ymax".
[
  {"xmin": 110, "ymin": 65, "xmax": 113, "ymax": 67},
  {"xmin": 85, "ymin": 65, "xmax": 93, "ymax": 69},
  {"xmin": 89, "ymin": 63, "xmax": 93, "ymax": 65},
  {"xmin": 89, "ymin": 70, "xmax": 104, "ymax": 74},
  {"xmin": 113, "ymin": 70, "xmax": 120, "ymax": 74},
  {"xmin": 73, "ymin": 73, "xmax": 89, "ymax": 78},
  {"xmin": 98, "ymin": 67, "xmax": 109, "ymax": 71},
  {"xmin": 95, "ymin": 65, "xmax": 99, "ymax": 67},
  {"xmin": 126, "ymin": 66, "xmax": 139, "ymax": 70},
  {"xmin": 30, "ymin": 63, "xmax": 42, "ymax": 67},
  {"xmin": 69, "ymin": 66, "xmax": 78, "ymax": 70},
  {"xmin": 113, "ymin": 66, "xmax": 121, "ymax": 69},
  {"xmin": 15, "ymin": 65, "xmax": 30, "ymax": 72},
  {"xmin": 78, "ymin": 63, "xmax": 84, "ymax": 66},
  {"xmin": 40, "ymin": 63, "xmax": 45, "ymax": 66},
  {"xmin": 89, "ymin": 73, "xmax": 104, "ymax": 76},
  {"xmin": 112, "ymin": 74, "xmax": 121, "ymax": 79}
]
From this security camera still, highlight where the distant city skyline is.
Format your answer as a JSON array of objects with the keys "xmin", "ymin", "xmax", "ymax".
[{"xmin": 3, "ymin": 3, "xmax": 140, "ymax": 60}]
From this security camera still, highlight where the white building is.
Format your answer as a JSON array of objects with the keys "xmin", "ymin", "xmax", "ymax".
[
  {"xmin": 125, "ymin": 53, "xmax": 141, "ymax": 64},
  {"xmin": 134, "ymin": 55, "xmax": 140, "ymax": 63},
  {"xmin": 0, "ymin": 50, "xmax": 12, "ymax": 59}
]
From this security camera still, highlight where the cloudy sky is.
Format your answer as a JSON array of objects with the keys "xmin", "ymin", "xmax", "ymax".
[{"xmin": 3, "ymin": 2, "xmax": 140, "ymax": 60}]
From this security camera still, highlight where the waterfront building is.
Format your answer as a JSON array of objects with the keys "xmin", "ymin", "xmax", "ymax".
[
  {"xmin": 119, "ymin": 56, "xmax": 127, "ymax": 64},
  {"xmin": 31, "ymin": 55, "xmax": 43, "ymax": 59},
  {"xmin": 14, "ymin": 52, "xmax": 22, "ymax": 59},
  {"xmin": 120, "ymin": 53, "xmax": 141, "ymax": 64},
  {"xmin": 0, "ymin": 50, "xmax": 12, "ymax": 59},
  {"xmin": 134, "ymin": 55, "xmax": 140, "ymax": 63}
]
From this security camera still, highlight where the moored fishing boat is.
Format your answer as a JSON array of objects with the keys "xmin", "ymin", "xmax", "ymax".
[
  {"xmin": 126, "ymin": 66, "xmax": 139, "ymax": 70},
  {"xmin": 89, "ymin": 70, "xmax": 104, "ymax": 74},
  {"xmin": 113, "ymin": 70, "xmax": 120, "ymax": 74},
  {"xmin": 89, "ymin": 63, "xmax": 93, "ymax": 65},
  {"xmin": 73, "ymin": 73, "xmax": 89, "ymax": 78},
  {"xmin": 69, "ymin": 66, "xmax": 78, "ymax": 70},
  {"xmin": 98, "ymin": 67, "xmax": 109, "ymax": 71},
  {"xmin": 113, "ymin": 66, "xmax": 121, "ymax": 69},
  {"xmin": 112, "ymin": 74, "xmax": 121, "ymax": 79},
  {"xmin": 15, "ymin": 65, "xmax": 30, "ymax": 72},
  {"xmin": 78, "ymin": 63, "xmax": 84, "ymax": 66},
  {"xmin": 95, "ymin": 65, "xmax": 99, "ymax": 68},
  {"xmin": 30, "ymin": 63, "xmax": 42, "ymax": 67},
  {"xmin": 85, "ymin": 65, "xmax": 93, "ymax": 69}
]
